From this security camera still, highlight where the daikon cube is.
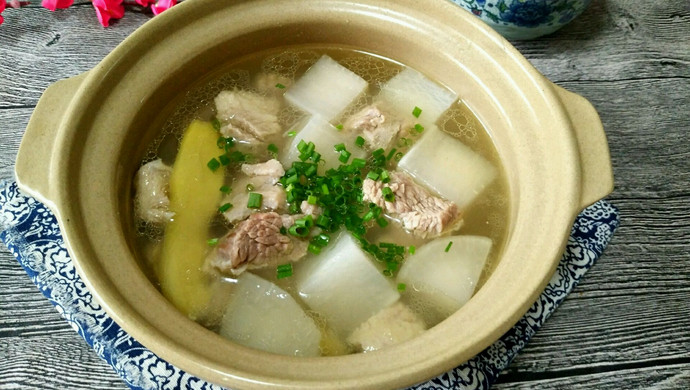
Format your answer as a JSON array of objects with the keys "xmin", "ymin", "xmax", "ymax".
[
  {"xmin": 398, "ymin": 126, "xmax": 496, "ymax": 208},
  {"xmin": 377, "ymin": 67, "xmax": 457, "ymax": 126},
  {"xmin": 397, "ymin": 235, "xmax": 492, "ymax": 318},
  {"xmin": 295, "ymin": 232, "xmax": 400, "ymax": 336},
  {"xmin": 219, "ymin": 272, "xmax": 321, "ymax": 357},
  {"xmin": 285, "ymin": 55, "xmax": 367, "ymax": 121}
]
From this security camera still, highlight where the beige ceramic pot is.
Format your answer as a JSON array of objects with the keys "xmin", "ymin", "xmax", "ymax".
[{"xmin": 15, "ymin": 0, "xmax": 613, "ymax": 388}]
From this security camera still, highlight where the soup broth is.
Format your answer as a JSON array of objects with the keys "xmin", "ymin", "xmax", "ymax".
[{"xmin": 133, "ymin": 47, "xmax": 510, "ymax": 357}]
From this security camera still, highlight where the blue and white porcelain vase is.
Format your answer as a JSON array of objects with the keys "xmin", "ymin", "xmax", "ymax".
[{"xmin": 450, "ymin": 0, "xmax": 592, "ymax": 40}]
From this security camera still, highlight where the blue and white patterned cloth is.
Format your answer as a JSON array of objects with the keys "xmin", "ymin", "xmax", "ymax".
[{"xmin": 0, "ymin": 180, "xmax": 619, "ymax": 389}]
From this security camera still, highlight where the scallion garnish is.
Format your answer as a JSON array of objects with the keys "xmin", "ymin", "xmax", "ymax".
[
  {"xmin": 247, "ymin": 192, "xmax": 262, "ymax": 209},
  {"xmin": 382, "ymin": 187, "xmax": 395, "ymax": 202},
  {"xmin": 376, "ymin": 217, "xmax": 388, "ymax": 227},
  {"xmin": 288, "ymin": 224, "xmax": 309, "ymax": 237},
  {"xmin": 409, "ymin": 245, "xmax": 416, "ymax": 255},
  {"xmin": 207, "ymin": 157, "xmax": 221, "ymax": 171},
  {"xmin": 218, "ymin": 154, "xmax": 231, "ymax": 166},
  {"xmin": 307, "ymin": 195, "xmax": 318, "ymax": 205},
  {"xmin": 287, "ymin": 130, "xmax": 297, "ymax": 137},
  {"xmin": 397, "ymin": 283, "xmax": 406, "ymax": 292},
  {"xmin": 355, "ymin": 136, "xmax": 365, "ymax": 148},
  {"xmin": 380, "ymin": 170, "xmax": 390, "ymax": 183},
  {"xmin": 246, "ymin": 183, "xmax": 254, "ymax": 192},
  {"xmin": 334, "ymin": 143, "xmax": 346, "ymax": 152},
  {"xmin": 211, "ymin": 118, "xmax": 222, "ymax": 131},
  {"xmin": 338, "ymin": 150, "xmax": 351, "ymax": 164},
  {"xmin": 412, "ymin": 106, "xmax": 422, "ymax": 118},
  {"xmin": 414, "ymin": 123, "xmax": 424, "ymax": 133},
  {"xmin": 445, "ymin": 241, "xmax": 453, "ymax": 252},
  {"xmin": 366, "ymin": 171, "xmax": 380, "ymax": 181},
  {"xmin": 386, "ymin": 148, "xmax": 397, "ymax": 161},
  {"xmin": 335, "ymin": 124, "xmax": 344, "ymax": 130},
  {"xmin": 220, "ymin": 185, "xmax": 231, "ymax": 193},
  {"xmin": 218, "ymin": 202, "xmax": 233, "ymax": 213},
  {"xmin": 275, "ymin": 83, "xmax": 286, "ymax": 89},
  {"xmin": 207, "ymin": 238, "xmax": 219, "ymax": 246},
  {"xmin": 277, "ymin": 263, "xmax": 293, "ymax": 279},
  {"xmin": 267, "ymin": 143, "xmax": 279, "ymax": 156}
]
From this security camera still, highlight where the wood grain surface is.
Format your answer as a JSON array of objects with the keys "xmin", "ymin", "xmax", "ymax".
[{"xmin": 1, "ymin": 1, "xmax": 689, "ymax": 389}]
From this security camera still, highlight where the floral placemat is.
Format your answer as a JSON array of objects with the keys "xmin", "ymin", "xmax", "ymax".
[{"xmin": 0, "ymin": 180, "xmax": 620, "ymax": 389}]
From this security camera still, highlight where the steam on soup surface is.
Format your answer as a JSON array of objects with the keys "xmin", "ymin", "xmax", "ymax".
[{"xmin": 133, "ymin": 47, "xmax": 510, "ymax": 357}]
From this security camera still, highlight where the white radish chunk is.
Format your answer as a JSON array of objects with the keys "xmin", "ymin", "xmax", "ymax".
[
  {"xmin": 397, "ymin": 235, "xmax": 492, "ymax": 318},
  {"xmin": 285, "ymin": 55, "xmax": 368, "ymax": 121},
  {"xmin": 377, "ymin": 67, "xmax": 457, "ymax": 126},
  {"xmin": 398, "ymin": 126, "xmax": 496, "ymax": 209},
  {"xmin": 219, "ymin": 272, "xmax": 321, "ymax": 357},
  {"xmin": 295, "ymin": 232, "xmax": 400, "ymax": 336},
  {"xmin": 281, "ymin": 116, "xmax": 366, "ymax": 172}
]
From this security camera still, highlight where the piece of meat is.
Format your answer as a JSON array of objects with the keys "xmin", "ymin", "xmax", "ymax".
[
  {"xmin": 299, "ymin": 200, "xmax": 322, "ymax": 217},
  {"xmin": 133, "ymin": 159, "xmax": 174, "ymax": 224},
  {"xmin": 362, "ymin": 170, "xmax": 462, "ymax": 238},
  {"xmin": 240, "ymin": 159, "xmax": 285, "ymax": 183},
  {"xmin": 207, "ymin": 212, "xmax": 307, "ymax": 276},
  {"xmin": 222, "ymin": 159, "xmax": 288, "ymax": 224},
  {"xmin": 343, "ymin": 104, "xmax": 410, "ymax": 150},
  {"xmin": 347, "ymin": 301, "xmax": 426, "ymax": 352},
  {"xmin": 214, "ymin": 90, "xmax": 282, "ymax": 144},
  {"xmin": 253, "ymin": 73, "xmax": 292, "ymax": 97}
]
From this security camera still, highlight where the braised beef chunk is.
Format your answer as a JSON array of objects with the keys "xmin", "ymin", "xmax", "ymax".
[
  {"xmin": 222, "ymin": 159, "xmax": 287, "ymax": 224},
  {"xmin": 214, "ymin": 90, "xmax": 282, "ymax": 144},
  {"xmin": 208, "ymin": 212, "xmax": 307, "ymax": 276},
  {"xmin": 362, "ymin": 170, "xmax": 462, "ymax": 238},
  {"xmin": 343, "ymin": 104, "xmax": 409, "ymax": 150},
  {"xmin": 134, "ymin": 159, "xmax": 174, "ymax": 224}
]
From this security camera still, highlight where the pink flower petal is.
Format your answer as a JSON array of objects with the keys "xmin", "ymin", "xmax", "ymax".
[
  {"xmin": 42, "ymin": 0, "xmax": 74, "ymax": 11},
  {"xmin": 135, "ymin": 0, "xmax": 154, "ymax": 7},
  {"xmin": 92, "ymin": 0, "xmax": 125, "ymax": 27},
  {"xmin": 151, "ymin": 0, "xmax": 176, "ymax": 16}
]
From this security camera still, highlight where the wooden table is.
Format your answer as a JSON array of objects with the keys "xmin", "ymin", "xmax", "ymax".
[{"xmin": 1, "ymin": 1, "xmax": 688, "ymax": 388}]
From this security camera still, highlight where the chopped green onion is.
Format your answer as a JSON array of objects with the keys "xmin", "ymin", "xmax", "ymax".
[
  {"xmin": 397, "ymin": 283, "xmax": 406, "ymax": 292},
  {"xmin": 334, "ymin": 143, "xmax": 346, "ymax": 152},
  {"xmin": 246, "ymin": 183, "xmax": 254, "ymax": 192},
  {"xmin": 275, "ymin": 83, "xmax": 286, "ymax": 89},
  {"xmin": 207, "ymin": 238, "xmax": 219, "ymax": 246},
  {"xmin": 277, "ymin": 263, "xmax": 293, "ymax": 279},
  {"xmin": 295, "ymin": 215, "xmax": 314, "ymax": 228},
  {"xmin": 267, "ymin": 143, "xmax": 279, "ymax": 155},
  {"xmin": 247, "ymin": 192, "xmax": 263, "ymax": 209},
  {"xmin": 227, "ymin": 150, "xmax": 246, "ymax": 162},
  {"xmin": 394, "ymin": 152, "xmax": 404, "ymax": 161},
  {"xmin": 307, "ymin": 195, "xmax": 318, "ymax": 205},
  {"xmin": 351, "ymin": 158, "xmax": 366, "ymax": 169},
  {"xmin": 386, "ymin": 148, "xmax": 397, "ymax": 161},
  {"xmin": 380, "ymin": 170, "xmax": 390, "ymax": 183},
  {"xmin": 310, "ymin": 233, "xmax": 330, "ymax": 248},
  {"xmin": 382, "ymin": 187, "xmax": 395, "ymax": 202},
  {"xmin": 366, "ymin": 171, "xmax": 380, "ymax": 181},
  {"xmin": 287, "ymin": 130, "xmax": 297, "ymax": 137},
  {"xmin": 445, "ymin": 241, "xmax": 453, "ymax": 252},
  {"xmin": 409, "ymin": 245, "xmax": 416, "ymax": 255},
  {"xmin": 279, "ymin": 226, "xmax": 287, "ymax": 235},
  {"xmin": 297, "ymin": 139, "xmax": 308, "ymax": 153},
  {"xmin": 220, "ymin": 185, "xmax": 231, "ymax": 193},
  {"xmin": 218, "ymin": 154, "xmax": 231, "ymax": 166},
  {"xmin": 355, "ymin": 136, "xmax": 365, "ymax": 148},
  {"xmin": 339, "ymin": 150, "xmax": 351, "ymax": 164},
  {"xmin": 218, "ymin": 202, "xmax": 233, "ymax": 213},
  {"xmin": 412, "ymin": 106, "xmax": 422, "ymax": 118},
  {"xmin": 211, "ymin": 118, "xmax": 221, "ymax": 131},
  {"xmin": 321, "ymin": 184, "xmax": 330, "ymax": 195},
  {"xmin": 414, "ymin": 123, "xmax": 425, "ymax": 133},
  {"xmin": 376, "ymin": 217, "xmax": 388, "ymax": 227},
  {"xmin": 397, "ymin": 137, "xmax": 410, "ymax": 147},
  {"xmin": 308, "ymin": 244, "xmax": 322, "ymax": 254},
  {"xmin": 207, "ymin": 157, "xmax": 221, "ymax": 171},
  {"xmin": 315, "ymin": 215, "xmax": 330, "ymax": 229},
  {"xmin": 335, "ymin": 124, "xmax": 344, "ymax": 130},
  {"xmin": 288, "ymin": 224, "xmax": 309, "ymax": 237}
]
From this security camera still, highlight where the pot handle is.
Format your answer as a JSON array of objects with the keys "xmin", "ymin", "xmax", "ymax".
[
  {"xmin": 551, "ymin": 84, "xmax": 614, "ymax": 209},
  {"xmin": 15, "ymin": 72, "xmax": 89, "ymax": 205}
]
